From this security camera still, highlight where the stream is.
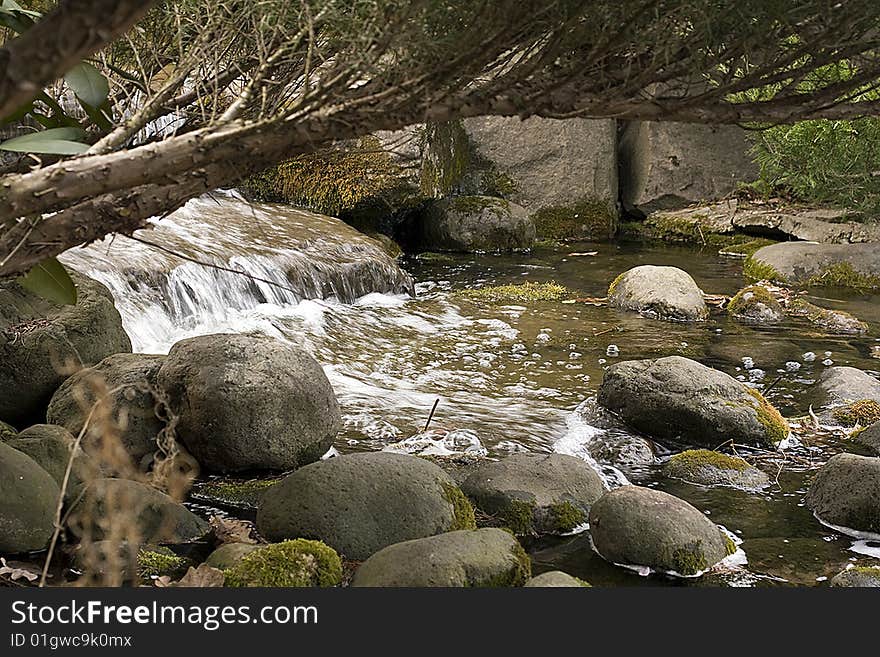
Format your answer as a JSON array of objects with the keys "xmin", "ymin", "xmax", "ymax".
[{"xmin": 61, "ymin": 194, "xmax": 880, "ymax": 586}]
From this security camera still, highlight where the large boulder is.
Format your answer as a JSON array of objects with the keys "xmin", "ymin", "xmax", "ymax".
[
  {"xmin": 619, "ymin": 121, "xmax": 757, "ymax": 216},
  {"xmin": 589, "ymin": 486, "xmax": 734, "ymax": 576},
  {"xmin": 257, "ymin": 452, "xmax": 476, "ymax": 560},
  {"xmin": 4, "ymin": 424, "xmax": 87, "ymax": 499},
  {"xmin": 819, "ymin": 367, "xmax": 880, "ymax": 404},
  {"xmin": 404, "ymin": 196, "xmax": 535, "ymax": 253},
  {"xmin": 597, "ymin": 356, "xmax": 789, "ymax": 448},
  {"xmin": 351, "ymin": 528, "xmax": 530, "ymax": 587},
  {"xmin": 0, "ymin": 274, "xmax": 132, "ymax": 426},
  {"xmin": 805, "ymin": 453, "xmax": 880, "ymax": 535},
  {"xmin": 746, "ymin": 242, "xmax": 880, "ymax": 290},
  {"xmin": 47, "ymin": 353, "xmax": 166, "ymax": 469},
  {"xmin": 69, "ymin": 478, "xmax": 210, "ymax": 544},
  {"xmin": 156, "ymin": 333, "xmax": 341, "ymax": 473},
  {"xmin": 854, "ymin": 422, "xmax": 880, "ymax": 455},
  {"xmin": 607, "ymin": 265, "xmax": 708, "ymax": 321},
  {"xmin": 0, "ymin": 441, "xmax": 60, "ymax": 553},
  {"xmin": 662, "ymin": 449, "xmax": 770, "ymax": 491},
  {"xmin": 461, "ymin": 453, "xmax": 604, "ymax": 536}
]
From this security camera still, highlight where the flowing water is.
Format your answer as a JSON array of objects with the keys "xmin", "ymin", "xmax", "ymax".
[{"xmin": 62, "ymin": 195, "xmax": 880, "ymax": 586}]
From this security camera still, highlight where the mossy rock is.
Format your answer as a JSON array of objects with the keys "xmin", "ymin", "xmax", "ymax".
[
  {"xmin": 747, "ymin": 242, "xmax": 880, "ymax": 291},
  {"xmin": 351, "ymin": 528, "xmax": 531, "ymax": 587},
  {"xmin": 524, "ymin": 571, "xmax": 591, "ymax": 587},
  {"xmin": 786, "ymin": 298, "xmax": 868, "ymax": 335},
  {"xmin": 461, "ymin": 453, "xmax": 604, "ymax": 536},
  {"xmin": 832, "ymin": 400, "xmax": 880, "ymax": 427},
  {"xmin": 137, "ymin": 547, "xmax": 191, "ymax": 580},
  {"xmin": 454, "ymin": 281, "xmax": 571, "ymax": 304},
  {"xmin": 224, "ymin": 539, "xmax": 343, "ymax": 587},
  {"xmin": 589, "ymin": 486, "xmax": 732, "ymax": 577},
  {"xmin": 663, "ymin": 449, "xmax": 770, "ymax": 490},
  {"xmin": 532, "ymin": 197, "xmax": 618, "ymax": 241},
  {"xmin": 727, "ymin": 285, "xmax": 784, "ymax": 324}
]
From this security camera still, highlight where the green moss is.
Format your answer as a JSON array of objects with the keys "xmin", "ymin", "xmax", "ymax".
[
  {"xmin": 242, "ymin": 136, "xmax": 418, "ymax": 219},
  {"xmin": 414, "ymin": 251, "xmax": 455, "ymax": 263},
  {"xmin": 727, "ymin": 285, "xmax": 781, "ymax": 316},
  {"xmin": 480, "ymin": 168, "xmax": 518, "ymax": 197},
  {"xmin": 450, "ymin": 195, "xmax": 510, "ymax": 217},
  {"xmin": 224, "ymin": 540, "xmax": 343, "ymax": 588},
  {"xmin": 607, "ymin": 272, "xmax": 626, "ymax": 297},
  {"xmin": 497, "ymin": 499, "xmax": 536, "ymax": 536},
  {"xmin": 723, "ymin": 535, "xmax": 737, "ymax": 557},
  {"xmin": 420, "ymin": 120, "xmax": 472, "ymax": 197},
  {"xmin": 532, "ymin": 197, "xmax": 617, "ymax": 241},
  {"xmin": 670, "ymin": 543, "xmax": 709, "ymax": 576},
  {"xmin": 455, "ymin": 281, "xmax": 571, "ymax": 304},
  {"xmin": 575, "ymin": 577, "xmax": 592, "ymax": 587},
  {"xmin": 832, "ymin": 399, "xmax": 880, "ymax": 426},
  {"xmin": 746, "ymin": 388, "xmax": 790, "ymax": 445},
  {"xmin": 717, "ymin": 238, "xmax": 776, "ymax": 258},
  {"xmin": 547, "ymin": 501, "xmax": 587, "ymax": 533},
  {"xmin": 668, "ymin": 449, "xmax": 751, "ymax": 474},
  {"xmin": 786, "ymin": 297, "xmax": 868, "ymax": 333},
  {"xmin": 743, "ymin": 255, "xmax": 787, "ymax": 283},
  {"xmin": 805, "ymin": 262, "xmax": 880, "ymax": 291},
  {"xmin": 193, "ymin": 478, "xmax": 279, "ymax": 509},
  {"xmin": 441, "ymin": 481, "xmax": 477, "ymax": 531},
  {"xmin": 485, "ymin": 540, "xmax": 532, "ymax": 587},
  {"xmin": 137, "ymin": 548, "xmax": 190, "ymax": 580}
]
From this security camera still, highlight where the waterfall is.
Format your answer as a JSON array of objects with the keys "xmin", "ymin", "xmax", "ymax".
[{"xmin": 61, "ymin": 191, "xmax": 413, "ymax": 352}]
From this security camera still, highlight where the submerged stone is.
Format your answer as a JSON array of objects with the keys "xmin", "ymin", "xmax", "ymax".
[
  {"xmin": 663, "ymin": 449, "xmax": 770, "ymax": 491},
  {"xmin": 830, "ymin": 566, "xmax": 880, "ymax": 588}
]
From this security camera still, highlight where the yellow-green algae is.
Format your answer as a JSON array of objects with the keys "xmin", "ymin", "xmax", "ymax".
[
  {"xmin": 137, "ymin": 548, "xmax": 190, "ymax": 580},
  {"xmin": 805, "ymin": 262, "xmax": 880, "ymax": 292},
  {"xmin": 832, "ymin": 399, "xmax": 880, "ymax": 426},
  {"xmin": 484, "ymin": 540, "xmax": 532, "ymax": 587},
  {"xmin": 670, "ymin": 542, "xmax": 709, "ymax": 576},
  {"xmin": 224, "ymin": 540, "xmax": 343, "ymax": 588},
  {"xmin": 667, "ymin": 449, "xmax": 751, "ymax": 474},
  {"xmin": 727, "ymin": 285, "xmax": 781, "ymax": 316},
  {"xmin": 194, "ymin": 478, "xmax": 280, "ymax": 508},
  {"xmin": 746, "ymin": 388, "xmax": 790, "ymax": 445},
  {"xmin": 441, "ymin": 481, "xmax": 477, "ymax": 531},
  {"xmin": 743, "ymin": 256, "xmax": 787, "ymax": 284},
  {"xmin": 455, "ymin": 281, "xmax": 571, "ymax": 304},
  {"xmin": 547, "ymin": 501, "xmax": 587, "ymax": 533}
]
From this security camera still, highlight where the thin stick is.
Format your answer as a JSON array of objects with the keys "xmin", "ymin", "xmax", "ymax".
[{"xmin": 424, "ymin": 398, "xmax": 440, "ymax": 432}]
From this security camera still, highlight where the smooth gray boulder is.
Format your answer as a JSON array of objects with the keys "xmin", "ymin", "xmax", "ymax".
[
  {"xmin": 0, "ymin": 274, "xmax": 132, "ymax": 426},
  {"xmin": 806, "ymin": 453, "xmax": 880, "ymax": 535},
  {"xmin": 351, "ymin": 528, "xmax": 530, "ymax": 587},
  {"xmin": 47, "ymin": 353, "xmax": 166, "ymax": 469},
  {"xmin": 410, "ymin": 196, "xmax": 535, "ymax": 252},
  {"xmin": 5, "ymin": 424, "xmax": 87, "ymax": 499},
  {"xmin": 854, "ymin": 422, "xmax": 880, "ymax": 455},
  {"xmin": 597, "ymin": 356, "xmax": 789, "ymax": 448},
  {"xmin": 157, "ymin": 333, "xmax": 341, "ymax": 473},
  {"xmin": 819, "ymin": 367, "xmax": 880, "ymax": 404},
  {"xmin": 257, "ymin": 452, "xmax": 476, "ymax": 560},
  {"xmin": 619, "ymin": 121, "xmax": 757, "ymax": 216},
  {"xmin": 746, "ymin": 242, "xmax": 880, "ymax": 290},
  {"xmin": 662, "ymin": 449, "xmax": 770, "ymax": 490},
  {"xmin": 589, "ymin": 486, "xmax": 734, "ymax": 576},
  {"xmin": 830, "ymin": 566, "xmax": 880, "ymax": 587},
  {"xmin": 524, "ymin": 571, "xmax": 589, "ymax": 587},
  {"xmin": 69, "ymin": 478, "xmax": 210, "ymax": 544},
  {"xmin": 461, "ymin": 453, "xmax": 604, "ymax": 536},
  {"xmin": 204, "ymin": 543, "xmax": 261, "ymax": 570},
  {"xmin": 607, "ymin": 265, "xmax": 708, "ymax": 321},
  {"xmin": 0, "ymin": 441, "xmax": 60, "ymax": 553}
]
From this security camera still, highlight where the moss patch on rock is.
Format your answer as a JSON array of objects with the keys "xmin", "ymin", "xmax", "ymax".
[
  {"xmin": 192, "ymin": 478, "xmax": 280, "ymax": 509},
  {"xmin": 743, "ymin": 255, "xmax": 787, "ymax": 283},
  {"xmin": 668, "ymin": 449, "xmax": 750, "ymax": 473},
  {"xmin": 547, "ymin": 501, "xmax": 587, "ymax": 533},
  {"xmin": 746, "ymin": 388, "xmax": 790, "ymax": 445},
  {"xmin": 532, "ymin": 197, "xmax": 617, "ymax": 241},
  {"xmin": 441, "ymin": 481, "xmax": 477, "ymax": 531},
  {"xmin": 137, "ymin": 548, "xmax": 190, "ymax": 580},
  {"xmin": 717, "ymin": 238, "xmax": 777, "ymax": 258},
  {"xmin": 485, "ymin": 540, "xmax": 532, "ymax": 587},
  {"xmin": 224, "ymin": 540, "xmax": 343, "ymax": 588},
  {"xmin": 833, "ymin": 399, "xmax": 880, "ymax": 426},
  {"xmin": 494, "ymin": 499, "xmax": 536, "ymax": 536},
  {"xmin": 806, "ymin": 262, "xmax": 880, "ymax": 291},
  {"xmin": 455, "ymin": 281, "xmax": 571, "ymax": 304},
  {"xmin": 728, "ymin": 285, "xmax": 781, "ymax": 316},
  {"xmin": 670, "ymin": 542, "xmax": 709, "ymax": 576}
]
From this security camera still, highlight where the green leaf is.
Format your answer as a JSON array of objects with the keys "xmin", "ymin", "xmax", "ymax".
[
  {"xmin": 64, "ymin": 62, "xmax": 110, "ymax": 109},
  {"xmin": 18, "ymin": 258, "xmax": 77, "ymax": 306},
  {"xmin": 0, "ymin": 128, "xmax": 89, "ymax": 155}
]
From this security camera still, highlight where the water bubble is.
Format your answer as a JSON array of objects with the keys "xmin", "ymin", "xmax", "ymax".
[
  {"xmin": 748, "ymin": 368, "xmax": 765, "ymax": 381},
  {"xmin": 535, "ymin": 333, "xmax": 551, "ymax": 344},
  {"xmin": 742, "ymin": 356, "xmax": 755, "ymax": 369},
  {"xmin": 598, "ymin": 358, "xmax": 607, "ymax": 365},
  {"xmin": 802, "ymin": 351, "xmax": 816, "ymax": 362},
  {"xmin": 824, "ymin": 351, "xmax": 832, "ymax": 358},
  {"xmin": 822, "ymin": 358, "xmax": 834, "ymax": 366},
  {"xmin": 606, "ymin": 344, "xmax": 620, "ymax": 357},
  {"xmin": 785, "ymin": 361, "xmax": 801, "ymax": 372},
  {"xmin": 569, "ymin": 352, "xmax": 582, "ymax": 359}
]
